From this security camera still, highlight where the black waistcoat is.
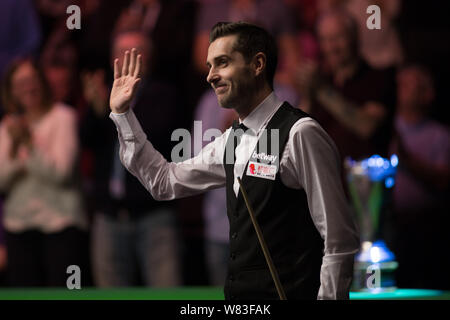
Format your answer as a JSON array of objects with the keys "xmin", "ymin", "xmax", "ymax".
[{"xmin": 223, "ymin": 102, "xmax": 324, "ymax": 300}]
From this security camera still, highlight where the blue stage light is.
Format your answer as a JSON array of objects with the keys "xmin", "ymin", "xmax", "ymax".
[
  {"xmin": 385, "ymin": 177, "xmax": 395, "ymax": 188},
  {"xmin": 390, "ymin": 154, "xmax": 398, "ymax": 167}
]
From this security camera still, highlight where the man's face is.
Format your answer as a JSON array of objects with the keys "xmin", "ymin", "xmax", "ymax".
[
  {"xmin": 206, "ymin": 35, "xmax": 254, "ymax": 109},
  {"xmin": 317, "ymin": 15, "xmax": 354, "ymax": 71}
]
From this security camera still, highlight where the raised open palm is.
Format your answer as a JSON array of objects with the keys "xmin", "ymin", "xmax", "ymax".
[{"xmin": 110, "ymin": 48, "xmax": 142, "ymax": 113}]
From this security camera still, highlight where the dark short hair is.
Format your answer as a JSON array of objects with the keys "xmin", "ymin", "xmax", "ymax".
[
  {"xmin": 1, "ymin": 57, "xmax": 52, "ymax": 115},
  {"xmin": 210, "ymin": 22, "xmax": 278, "ymax": 89}
]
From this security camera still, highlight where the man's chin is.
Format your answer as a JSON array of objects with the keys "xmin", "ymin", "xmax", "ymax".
[{"xmin": 217, "ymin": 96, "xmax": 234, "ymax": 109}]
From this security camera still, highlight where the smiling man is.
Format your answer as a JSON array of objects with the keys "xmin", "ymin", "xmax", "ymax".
[{"xmin": 109, "ymin": 22, "xmax": 359, "ymax": 300}]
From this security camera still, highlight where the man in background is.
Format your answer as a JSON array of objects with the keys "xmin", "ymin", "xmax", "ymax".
[
  {"xmin": 81, "ymin": 29, "xmax": 182, "ymax": 287},
  {"xmin": 391, "ymin": 65, "xmax": 450, "ymax": 290}
]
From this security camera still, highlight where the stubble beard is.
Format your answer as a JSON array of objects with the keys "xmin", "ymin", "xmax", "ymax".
[
  {"xmin": 217, "ymin": 74, "xmax": 254, "ymax": 112},
  {"xmin": 217, "ymin": 87, "xmax": 237, "ymax": 109}
]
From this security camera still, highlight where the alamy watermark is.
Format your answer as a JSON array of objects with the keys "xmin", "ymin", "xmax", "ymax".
[
  {"xmin": 366, "ymin": 264, "xmax": 381, "ymax": 289},
  {"xmin": 367, "ymin": 5, "xmax": 381, "ymax": 30},
  {"xmin": 170, "ymin": 124, "xmax": 280, "ymax": 167},
  {"xmin": 66, "ymin": 265, "xmax": 81, "ymax": 290},
  {"xmin": 65, "ymin": 4, "xmax": 382, "ymax": 31},
  {"xmin": 66, "ymin": 5, "xmax": 81, "ymax": 30}
]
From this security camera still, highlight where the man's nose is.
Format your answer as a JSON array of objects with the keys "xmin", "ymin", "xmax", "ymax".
[{"xmin": 206, "ymin": 67, "xmax": 219, "ymax": 85}]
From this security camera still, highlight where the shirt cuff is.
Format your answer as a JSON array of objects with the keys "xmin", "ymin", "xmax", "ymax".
[
  {"xmin": 318, "ymin": 252, "xmax": 357, "ymax": 300},
  {"xmin": 109, "ymin": 109, "xmax": 146, "ymax": 141}
]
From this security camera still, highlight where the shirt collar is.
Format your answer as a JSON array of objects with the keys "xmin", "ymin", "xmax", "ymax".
[{"xmin": 240, "ymin": 91, "xmax": 283, "ymax": 135}]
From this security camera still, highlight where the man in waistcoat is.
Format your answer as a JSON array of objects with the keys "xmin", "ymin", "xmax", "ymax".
[{"xmin": 108, "ymin": 22, "xmax": 360, "ymax": 300}]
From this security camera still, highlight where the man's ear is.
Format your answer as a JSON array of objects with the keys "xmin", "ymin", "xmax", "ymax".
[{"xmin": 252, "ymin": 52, "xmax": 266, "ymax": 77}]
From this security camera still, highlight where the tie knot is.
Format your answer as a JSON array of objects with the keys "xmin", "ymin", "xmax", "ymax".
[{"xmin": 232, "ymin": 120, "xmax": 248, "ymax": 132}]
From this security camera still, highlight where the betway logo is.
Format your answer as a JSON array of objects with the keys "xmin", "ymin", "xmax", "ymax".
[{"xmin": 251, "ymin": 151, "xmax": 277, "ymax": 164}]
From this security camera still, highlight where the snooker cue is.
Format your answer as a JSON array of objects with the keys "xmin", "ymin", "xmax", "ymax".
[{"xmin": 237, "ymin": 177, "xmax": 287, "ymax": 300}]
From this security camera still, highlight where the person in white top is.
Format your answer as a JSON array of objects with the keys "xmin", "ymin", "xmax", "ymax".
[
  {"xmin": 109, "ymin": 22, "xmax": 360, "ymax": 299},
  {"xmin": 0, "ymin": 58, "xmax": 87, "ymax": 286}
]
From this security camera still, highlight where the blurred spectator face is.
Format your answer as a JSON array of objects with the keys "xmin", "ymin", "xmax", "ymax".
[
  {"xmin": 206, "ymin": 35, "xmax": 255, "ymax": 109},
  {"xmin": 10, "ymin": 61, "xmax": 44, "ymax": 113},
  {"xmin": 317, "ymin": 13, "xmax": 355, "ymax": 71},
  {"xmin": 113, "ymin": 32, "xmax": 151, "ymax": 76},
  {"xmin": 45, "ymin": 65, "xmax": 71, "ymax": 103},
  {"xmin": 397, "ymin": 67, "xmax": 435, "ymax": 112}
]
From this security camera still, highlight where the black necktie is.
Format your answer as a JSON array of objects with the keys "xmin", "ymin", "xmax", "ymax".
[
  {"xmin": 232, "ymin": 120, "xmax": 248, "ymax": 132},
  {"xmin": 231, "ymin": 120, "xmax": 248, "ymax": 164}
]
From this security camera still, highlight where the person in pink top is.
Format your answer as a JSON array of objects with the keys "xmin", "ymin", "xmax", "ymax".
[{"xmin": 0, "ymin": 58, "xmax": 88, "ymax": 286}]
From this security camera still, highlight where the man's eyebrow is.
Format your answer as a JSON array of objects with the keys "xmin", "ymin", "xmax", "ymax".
[{"xmin": 206, "ymin": 54, "xmax": 230, "ymax": 67}]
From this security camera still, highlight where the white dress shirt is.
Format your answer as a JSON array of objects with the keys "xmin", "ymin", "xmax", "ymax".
[{"xmin": 110, "ymin": 92, "xmax": 360, "ymax": 299}]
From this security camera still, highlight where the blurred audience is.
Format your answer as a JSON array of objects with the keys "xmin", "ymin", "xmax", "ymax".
[
  {"xmin": 80, "ymin": 30, "xmax": 182, "ymax": 287},
  {"xmin": 35, "ymin": 0, "xmax": 81, "ymax": 81},
  {"xmin": 36, "ymin": 0, "xmax": 86, "ymax": 114},
  {"xmin": 194, "ymin": 0, "xmax": 300, "ymax": 89},
  {"xmin": 306, "ymin": 0, "xmax": 404, "ymax": 69},
  {"xmin": 111, "ymin": 0, "xmax": 203, "ymax": 285},
  {"xmin": 0, "ymin": 0, "xmax": 42, "ymax": 118},
  {"xmin": 0, "ymin": 0, "xmax": 42, "ymax": 78},
  {"xmin": 296, "ymin": 9, "xmax": 396, "ymax": 161},
  {"xmin": 114, "ymin": 0, "xmax": 196, "ymax": 80},
  {"xmin": 390, "ymin": 65, "xmax": 450, "ymax": 289},
  {"xmin": 43, "ymin": 61, "xmax": 83, "ymax": 111},
  {"xmin": 0, "ymin": 203, "xmax": 5, "ymax": 285},
  {"xmin": 284, "ymin": 0, "xmax": 321, "ymax": 65},
  {"xmin": 0, "ymin": 58, "xmax": 88, "ymax": 286},
  {"xmin": 78, "ymin": 0, "xmax": 131, "ymax": 71},
  {"xmin": 346, "ymin": 0, "xmax": 403, "ymax": 69},
  {"xmin": 113, "ymin": 0, "xmax": 198, "ymax": 129}
]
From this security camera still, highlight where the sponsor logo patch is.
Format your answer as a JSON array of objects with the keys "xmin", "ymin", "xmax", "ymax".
[
  {"xmin": 251, "ymin": 151, "xmax": 278, "ymax": 164},
  {"xmin": 246, "ymin": 161, "xmax": 277, "ymax": 181}
]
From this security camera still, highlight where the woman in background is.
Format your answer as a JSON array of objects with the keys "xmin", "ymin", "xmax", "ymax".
[{"xmin": 0, "ymin": 58, "xmax": 88, "ymax": 286}]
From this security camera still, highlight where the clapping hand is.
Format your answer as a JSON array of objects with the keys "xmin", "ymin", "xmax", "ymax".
[
  {"xmin": 4, "ymin": 115, "xmax": 30, "ymax": 158},
  {"xmin": 109, "ymin": 48, "xmax": 142, "ymax": 114}
]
